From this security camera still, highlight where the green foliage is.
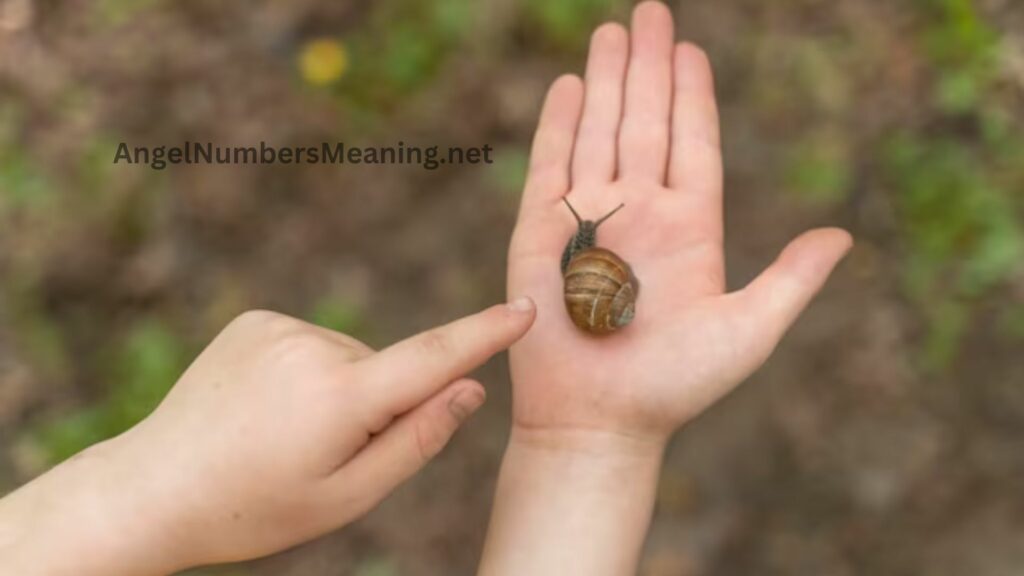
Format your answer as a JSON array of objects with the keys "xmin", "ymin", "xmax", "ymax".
[
  {"xmin": 31, "ymin": 408, "xmax": 109, "ymax": 468},
  {"xmin": 920, "ymin": 0, "xmax": 997, "ymax": 68},
  {"xmin": 888, "ymin": 136, "xmax": 1023, "ymax": 291},
  {"xmin": 786, "ymin": 129, "xmax": 852, "ymax": 206},
  {"xmin": 33, "ymin": 319, "xmax": 188, "ymax": 464},
  {"xmin": 77, "ymin": 135, "xmax": 120, "ymax": 198},
  {"xmin": 308, "ymin": 296, "xmax": 366, "ymax": 337},
  {"xmin": 8, "ymin": 293, "xmax": 71, "ymax": 382},
  {"xmin": 338, "ymin": 0, "xmax": 476, "ymax": 111},
  {"xmin": 5, "ymin": 273, "xmax": 70, "ymax": 388},
  {"xmin": 979, "ymin": 106, "xmax": 1014, "ymax": 145},
  {"xmin": 761, "ymin": 38, "xmax": 853, "ymax": 205},
  {"xmin": 998, "ymin": 305, "xmax": 1024, "ymax": 341},
  {"xmin": 523, "ymin": 0, "xmax": 626, "ymax": 51},
  {"xmin": 107, "ymin": 320, "xmax": 188, "ymax": 423},
  {"xmin": 0, "ymin": 146, "xmax": 54, "ymax": 216},
  {"xmin": 788, "ymin": 40, "xmax": 852, "ymax": 115},
  {"xmin": 77, "ymin": 134, "xmax": 167, "ymax": 247},
  {"xmin": 354, "ymin": 557, "xmax": 400, "ymax": 576},
  {"xmin": 878, "ymin": 0, "xmax": 1024, "ymax": 369},
  {"xmin": 428, "ymin": 0, "xmax": 475, "ymax": 44},
  {"xmin": 488, "ymin": 146, "xmax": 529, "ymax": 201},
  {"xmin": 0, "ymin": 106, "xmax": 55, "ymax": 216},
  {"xmin": 380, "ymin": 24, "xmax": 441, "ymax": 92},
  {"xmin": 920, "ymin": 0, "xmax": 999, "ymax": 113},
  {"xmin": 92, "ymin": 0, "xmax": 163, "ymax": 29},
  {"xmin": 884, "ymin": 133, "xmax": 1024, "ymax": 368}
]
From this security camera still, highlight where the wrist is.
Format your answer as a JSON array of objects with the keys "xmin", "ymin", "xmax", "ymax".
[
  {"xmin": 504, "ymin": 425, "xmax": 666, "ymax": 500},
  {"xmin": 508, "ymin": 423, "xmax": 668, "ymax": 465},
  {"xmin": 480, "ymin": 426, "xmax": 665, "ymax": 576},
  {"xmin": 0, "ymin": 435, "xmax": 187, "ymax": 576}
]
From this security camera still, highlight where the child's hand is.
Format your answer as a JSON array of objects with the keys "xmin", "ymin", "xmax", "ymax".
[
  {"xmin": 0, "ymin": 301, "xmax": 535, "ymax": 576},
  {"xmin": 506, "ymin": 3, "xmax": 851, "ymax": 449},
  {"xmin": 481, "ymin": 6, "xmax": 851, "ymax": 575}
]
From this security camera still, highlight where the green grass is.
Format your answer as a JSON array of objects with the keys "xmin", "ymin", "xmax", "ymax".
[
  {"xmin": 786, "ymin": 128, "xmax": 852, "ymax": 206},
  {"xmin": 8, "ymin": 293, "xmax": 71, "ymax": 383},
  {"xmin": 0, "ymin": 146, "xmax": 55, "ymax": 216},
  {"xmin": 308, "ymin": 295, "xmax": 367, "ymax": 337},
  {"xmin": 335, "ymin": 0, "xmax": 478, "ymax": 113},
  {"xmin": 32, "ymin": 319, "xmax": 188, "ymax": 464},
  {"xmin": 884, "ymin": 133, "xmax": 1023, "ymax": 370},
  {"xmin": 523, "ymin": 0, "xmax": 627, "ymax": 51},
  {"xmin": 920, "ymin": 0, "xmax": 999, "ymax": 113},
  {"xmin": 998, "ymin": 305, "xmax": 1024, "ymax": 341},
  {"xmin": 354, "ymin": 557, "xmax": 400, "ymax": 576},
  {"xmin": 488, "ymin": 146, "xmax": 530, "ymax": 203},
  {"xmin": 878, "ymin": 0, "xmax": 1024, "ymax": 369},
  {"xmin": 0, "ymin": 104, "xmax": 56, "ymax": 217},
  {"xmin": 92, "ymin": 0, "xmax": 163, "ymax": 29}
]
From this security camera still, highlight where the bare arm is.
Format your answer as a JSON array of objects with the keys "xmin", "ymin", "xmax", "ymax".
[
  {"xmin": 1, "ymin": 302, "xmax": 535, "ymax": 575},
  {"xmin": 479, "ymin": 430, "xmax": 662, "ymax": 575}
]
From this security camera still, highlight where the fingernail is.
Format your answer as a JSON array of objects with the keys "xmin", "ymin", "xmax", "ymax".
[
  {"xmin": 448, "ymin": 388, "xmax": 486, "ymax": 423},
  {"xmin": 507, "ymin": 296, "xmax": 535, "ymax": 313}
]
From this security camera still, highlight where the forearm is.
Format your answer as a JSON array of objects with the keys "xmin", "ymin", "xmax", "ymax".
[
  {"xmin": 0, "ymin": 439, "xmax": 180, "ymax": 576},
  {"xmin": 478, "ymin": 427, "xmax": 664, "ymax": 576}
]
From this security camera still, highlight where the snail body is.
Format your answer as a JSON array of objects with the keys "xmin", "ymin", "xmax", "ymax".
[{"xmin": 560, "ymin": 199, "xmax": 639, "ymax": 335}]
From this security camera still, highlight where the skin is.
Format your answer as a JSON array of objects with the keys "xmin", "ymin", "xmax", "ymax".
[
  {"xmin": 0, "ymin": 301, "xmax": 536, "ymax": 575},
  {"xmin": 0, "ymin": 4, "xmax": 852, "ymax": 575},
  {"xmin": 479, "ymin": 3, "xmax": 853, "ymax": 575}
]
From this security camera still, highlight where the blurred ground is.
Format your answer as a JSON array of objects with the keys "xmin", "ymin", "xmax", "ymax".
[{"xmin": 1, "ymin": 0, "xmax": 1023, "ymax": 575}]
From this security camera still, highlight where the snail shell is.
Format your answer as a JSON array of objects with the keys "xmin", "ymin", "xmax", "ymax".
[{"xmin": 563, "ymin": 247, "xmax": 639, "ymax": 335}]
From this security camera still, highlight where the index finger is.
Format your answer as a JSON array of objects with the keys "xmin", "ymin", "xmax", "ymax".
[
  {"xmin": 520, "ymin": 75, "xmax": 583, "ymax": 215},
  {"xmin": 510, "ymin": 76, "xmax": 584, "ymax": 265},
  {"xmin": 355, "ymin": 298, "xmax": 536, "ymax": 418}
]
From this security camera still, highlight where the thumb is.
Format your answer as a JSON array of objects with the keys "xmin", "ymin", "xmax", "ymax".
[
  {"xmin": 355, "ymin": 297, "xmax": 535, "ymax": 422},
  {"xmin": 327, "ymin": 378, "xmax": 486, "ymax": 515},
  {"xmin": 734, "ymin": 227, "xmax": 853, "ymax": 364}
]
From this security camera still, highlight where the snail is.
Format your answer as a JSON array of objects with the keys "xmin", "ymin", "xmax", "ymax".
[{"xmin": 561, "ymin": 198, "xmax": 639, "ymax": 335}]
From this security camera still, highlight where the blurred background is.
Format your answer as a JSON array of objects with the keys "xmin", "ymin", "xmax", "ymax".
[{"xmin": 1, "ymin": 0, "xmax": 1023, "ymax": 574}]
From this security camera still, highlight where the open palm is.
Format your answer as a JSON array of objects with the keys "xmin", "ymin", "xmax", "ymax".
[{"xmin": 507, "ymin": 2, "xmax": 852, "ymax": 441}]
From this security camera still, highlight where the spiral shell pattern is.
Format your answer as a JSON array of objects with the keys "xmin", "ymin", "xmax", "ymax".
[{"xmin": 563, "ymin": 247, "xmax": 639, "ymax": 334}]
